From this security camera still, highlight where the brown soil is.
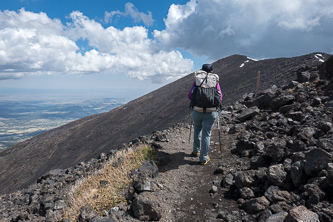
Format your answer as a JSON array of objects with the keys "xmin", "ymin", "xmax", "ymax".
[{"xmin": 149, "ymin": 120, "xmax": 248, "ymax": 222}]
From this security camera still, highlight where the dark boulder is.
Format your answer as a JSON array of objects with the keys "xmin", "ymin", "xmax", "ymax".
[
  {"xmin": 222, "ymin": 173, "xmax": 234, "ymax": 188},
  {"xmin": 138, "ymin": 160, "xmax": 158, "ymax": 178},
  {"xmin": 235, "ymin": 106, "xmax": 260, "ymax": 122},
  {"xmin": 297, "ymin": 71, "xmax": 311, "ymax": 83},
  {"xmin": 246, "ymin": 92, "xmax": 275, "ymax": 110},
  {"xmin": 290, "ymin": 161, "xmax": 307, "ymax": 188},
  {"xmin": 317, "ymin": 121, "xmax": 332, "ymax": 133},
  {"xmin": 267, "ymin": 164, "xmax": 287, "ymax": 187},
  {"xmin": 319, "ymin": 55, "xmax": 333, "ymax": 80},
  {"xmin": 304, "ymin": 184, "xmax": 325, "ymax": 208},
  {"xmin": 304, "ymin": 148, "xmax": 332, "ymax": 176},
  {"xmin": 236, "ymin": 138, "xmax": 255, "ymax": 156},
  {"xmin": 234, "ymin": 170, "xmax": 257, "ymax": 188},
  {"xmin": 264, "ymin": 186, "xmax": 295, "ymax": 204},
  {"xmin": 250, "ymin": 156, "xmax": 265, "ymax": 169},
  {"xmin": 270, "ymin": 94, "xmax": 295, "ymax": 110},
  {"xmin": 239, "ymin": 187, "xmax": 255, "ymax": 199},
  {"xmin": 131, "ymin": 192, "xmax": 162, "ymax": 221},
  {"xmin": 132, "ymin": 161, "xmax": 159, "ymax": 193},
  {"xmin": 284, "ymin": 205, "xmax": 319, "ymax": 222},
  {"xmin": 287, "ymin": 139, "xmax": 307, "ymax": 152},
  {"xmin": 265, "ymin": 139, "xmax": 286, "ymax": 163},
  {"xmin": 241, "ymin": 196, "xmax": 270, "ymax": 214}
]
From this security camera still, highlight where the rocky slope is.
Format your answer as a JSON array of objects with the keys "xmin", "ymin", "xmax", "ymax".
[
  {"xmin": 0, "ymin": 53, "xmax": 332, "ymax": 222},
  {"xmin": 0, "ymin": 53, "xmax": 330, "ymax": 196}
]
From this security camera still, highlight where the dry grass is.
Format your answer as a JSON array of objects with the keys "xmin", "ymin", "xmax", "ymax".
[{"xmin": 62, "ymin": 145, "xmax": 157, "ymax": 221}]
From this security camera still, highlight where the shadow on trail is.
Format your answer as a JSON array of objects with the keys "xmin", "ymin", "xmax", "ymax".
[{"xmin": 157, "ymin": 151, "xmax": 198, "ymax": 173}]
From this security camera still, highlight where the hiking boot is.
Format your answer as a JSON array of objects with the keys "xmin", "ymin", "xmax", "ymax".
[
  {"xmin": 191, "ymin": 152, "xmax": 200, "ymax": 157},
  {"xmin": 200, "ymin": 157, "xmax": 210, "ymax": 165}
]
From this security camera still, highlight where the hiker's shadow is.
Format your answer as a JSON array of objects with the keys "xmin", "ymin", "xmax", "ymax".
[{"xmin": 156, "ymin": 151, "xmax": 198, "ymax": 173}]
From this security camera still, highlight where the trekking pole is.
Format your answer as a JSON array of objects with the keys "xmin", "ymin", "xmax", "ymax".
[
  {"xmin": 189, "ymin": 116, "xmax": 192, "ymax": 143},
  {"xmin": 217, "ymin": 109, "xmax": 222, "ymax": 158}
]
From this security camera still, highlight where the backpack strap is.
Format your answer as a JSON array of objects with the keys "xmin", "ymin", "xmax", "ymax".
[{"xmin": 199, "ymin": 73, "xmax": 209, "ymax": 87}]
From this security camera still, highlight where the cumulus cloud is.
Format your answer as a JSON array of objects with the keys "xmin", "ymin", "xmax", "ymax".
[
  {"xmin": 0, "ymin": 9, "xmax": 76, "ymax": 78},
  {"xmin": 104, "ymin": 3, "xmax": 154, "ymax": 27},
  {"xmin": 154, "ymin": 0, "xmax": 333, "ymax": 60},
  {"xmin": 2, "ymin": 0, "xmax": 333, "ymax": 83},
  {"xmin": 0, "ymin": 8, "xmax": 192, "ymax": 83}
]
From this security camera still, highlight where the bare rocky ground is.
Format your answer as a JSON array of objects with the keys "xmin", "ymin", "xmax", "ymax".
[{"xmin": 151, "ymin": 121, "xmax": 247, "ymax": 222}]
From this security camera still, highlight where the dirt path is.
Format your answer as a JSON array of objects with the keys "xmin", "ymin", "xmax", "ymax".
[{"xmin": 151, "ymin": 120, "xmax": 247, "ymax": 222}]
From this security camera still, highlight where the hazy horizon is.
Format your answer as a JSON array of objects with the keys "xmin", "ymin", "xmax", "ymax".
[
  {"xmin": 0, "ymin": 83, "xmax": 162, "ymax": 102},
  {"xmin": 0, "ymin": 90, "xmax": 132, "ymax": 150}
]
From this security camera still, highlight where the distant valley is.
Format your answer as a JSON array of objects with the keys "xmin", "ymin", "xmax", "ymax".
[{"xmin": 0, "ymin": 96, "xmax": 127, "ymax": 150}]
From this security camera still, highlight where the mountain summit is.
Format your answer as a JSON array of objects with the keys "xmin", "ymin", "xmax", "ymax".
[{"xmin": 0, "ymin": 52, "xmax": 331, "ymax": 195}]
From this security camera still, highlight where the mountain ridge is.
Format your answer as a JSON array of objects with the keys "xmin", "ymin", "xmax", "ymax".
[{"xmin": 0, "ymin": 52, "xmax": 331, "ymax": 195}]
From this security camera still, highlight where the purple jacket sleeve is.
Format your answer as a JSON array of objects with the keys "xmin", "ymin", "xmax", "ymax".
[
  {"xmin": 217, "ymin": 82, "xmax": 223, "ymax": 102},
  {"xmin": 188, "ymin": 81, "xmax": 196, "ymax": 100}
]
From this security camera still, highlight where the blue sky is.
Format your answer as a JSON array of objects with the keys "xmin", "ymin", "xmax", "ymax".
[{"xmin": 1, "ymin": 0, "xmax": 333, "ymax": 99}]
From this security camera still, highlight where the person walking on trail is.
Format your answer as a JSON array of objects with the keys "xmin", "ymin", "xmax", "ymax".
[{"xmin": 188, "ymin": 64, "xmax": 223, "ymax": 165}]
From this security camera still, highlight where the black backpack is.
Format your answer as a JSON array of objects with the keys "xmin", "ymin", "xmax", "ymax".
[{"xmin": 190, "ymin": 71, "xmax": 221, "ymax": 112}]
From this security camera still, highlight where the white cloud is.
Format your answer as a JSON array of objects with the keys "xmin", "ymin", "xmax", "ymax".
[
  {"xmin": 2, "ymin": 1, "xmax": 332, "ymax": 84},
  {"xmin": 154, "ymin": 0, "xmax": 333, "ymax": 60},
  {"xmin": 104, "ymin": 2, "xmax": 154, "ymax": 27},
  {"xmin": 0, "ymin": 8, "xmax": 193, "ymax": 83}
]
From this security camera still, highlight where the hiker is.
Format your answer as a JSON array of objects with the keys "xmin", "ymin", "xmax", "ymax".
[{"xmin": 188, "ymin": 64, "xmax": 223, "ymax": 165}]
